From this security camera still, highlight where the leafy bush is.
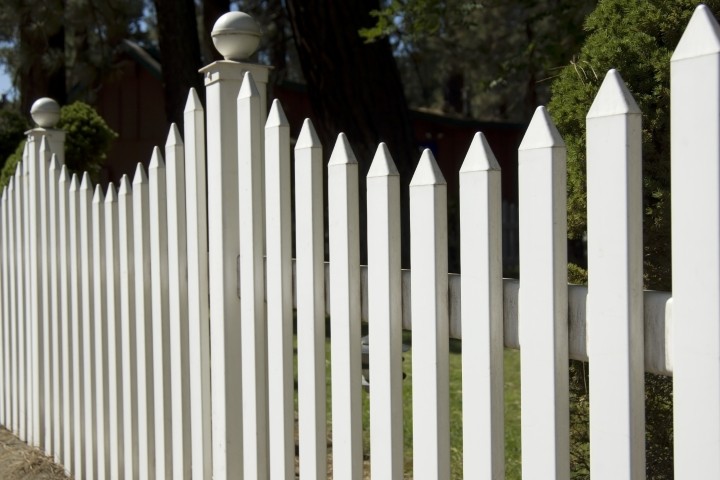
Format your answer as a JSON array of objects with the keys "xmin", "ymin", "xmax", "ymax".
[
  {"xmin": 0, "ymin": 101, "xmax": 117, "ymax": 188},
  {"xmin": 0, "ymin": 108, "xmax": 28, "ymax": 172}
]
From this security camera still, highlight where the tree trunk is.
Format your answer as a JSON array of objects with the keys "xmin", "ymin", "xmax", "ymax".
[
  {"xmin": 154, "ymin": 0, "xmax": 204, "ymax": 132},
  {"xmin": 285, "ymin": 0, "xmax": 417, "ymax": 265},
  {"xmin": 202, "ymin": 0, "xmax": 230, "ymax": 62}
]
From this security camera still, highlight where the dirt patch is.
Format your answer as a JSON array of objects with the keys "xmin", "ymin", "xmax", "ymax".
[{"xmin": 0, "ymin": 427, "xmax": 70, "ymax": 479}]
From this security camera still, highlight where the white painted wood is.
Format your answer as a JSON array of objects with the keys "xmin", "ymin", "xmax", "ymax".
[
  {"xmin": 293, "ymin": 118, "xmax": 327, "ymax": 480},
  {"xmin": 118, "ymin": 175, "xmax": 139, "ymax": 480},
  {"xmin": 9, "ymin": 175, "xmax": 18, "ymax": 436},
  {"xmin": 237, "ymin": 71, "xmax": 269, "ymax": 480},
  {"xmin": 80, "ymin": 173, "xmax": 98, "ymax": 479},
  {"xmin": 459, "ymin": 133, "xmax": 504, "ymax": 480},
  {"xmin": 183, "ymin": 88, "xmax": 212, "ymax": 480},
  {"xmin": 69, "ymin": 174, "xmax": 85, "ymax": 478},
  {"xmin": 410, "ymin": 149, "xmax": 450, "ymax": 480},
  {"xmin": 21, "ymin": 156, "xmax": 31, "ymax": 444},
  {"xmin": 1, "ymin": 189, "xmax": 8, "ymax": 430},
  {"xmin": 201, "ymin": 60, "xmax": 245, "ymax": 480},
  {"xmin": 586, "ymin": 69, "xmax": 645, "ymax": 480},
  {"xmin": 149, "ymin": 148, "xmax": 172, "ymax": 480},
  {"xmin": 518, "ymin": 106, "xmax": 569, "ymax": 480},
  {"xmin": 27, "ymin": 135, "xmax": 42, "ymax": 448},
  {"xmin": 48, "ymin": 155, "xmax": 62, "ymax": 464},
  {"xmin": 671, "ymin": 6, "xmax": 720, "ymax": 477},
  {"xmin": 93, "ymin": 185, "xmax": 109, "ymax": 480},
  {"xmin": 328, "ymin": 133, "xmax": 363, "ymax": 480},
  {"xmin": 57, "ymin": 166, "xmax": 73, "ymax": 471},
  {"xmin": 367, "ymin": 143, "xmax": 403, "ymax": 480},
  {"xmin": 104, "ymin": 184, "xmax": 124, "ymax": 480},
  {"xmin": 165, "ymin": 124, "xmax": 191, "ymax": 480},
  {"xmin": 265, "ymin": 99, "xmax": 294, "ymax": 480},
  {"xmin": 132, "ymin": 163, "xmax": 156, "ymax": 480}
]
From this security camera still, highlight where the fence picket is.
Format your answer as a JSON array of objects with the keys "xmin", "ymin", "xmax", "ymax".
[
  {"xmin": 118, "ymin": 175, "xmax": 139, "ymax": 480},
  {"xmin": 93, "ymin": 185, "xmax": 109, "ymax": 480},
  {"xmin": 132, "ymin": 163, "xmax": 156, "ymax": 480},
  {"xmin": 410, "ymin": 150, "xmax": 450, "ymax": 480},
  {"xmin": 1, "ymin": 188, "xmax": 8, "ymax": 429},
  {"xmin": 27, "ymin": 135, "xmax": 42, "ymax": 448},
  {"xmin": 37, "ymin": 137, "xmax": 52, "ymax": 453},
  {"xmin": 328, "ymin": 133, "xmax": 363, "ymax": 480},
  {"xmin": 165, "ymin": 123, "xmax": 191, "ymax": 480},
  {"xmin": 104, "ymin": 184, "xmax": 124, "ymax": 480},
  {"xmin": 586, "ymin": 69, "xmax": 645, "ymax": 479},
  {"xmin": 265, "ymin": 99, "xmax": 294, "ymax": 480},
  {"xmin": 518, "ymin": 106, "xmax": 569, "ymax": 480},
  {"xmin": 671, "ymin": 5, "xmax": 720, "ymax": 477},
  {"xmin": 48, "ymin": 154, "xmax": 62, "ymax": 464},
  {"xmin": 183, "ymin": 88, "xmax": 212, "ymax": 480},
  {"xmin": 9, "ymin": 175, "xmax": 18, "ymax": 436},
  {"xmin": 294, "ymin": 118, "xmax": 327, "ymax": 480},
  {"xmin": 69, "ymin": 173, "xmax": 84, "ymax": 478},
  {"xmin": 367, "ymin": 143, "xmax": 403, "ymax": 480},
  {"xmin": 459, "ymin": 133, "xmax": 504, "ymax": 479},
  {"xmin": 57, "ymin": 166, "xmax": 73, "ymax": 471},
  {"xmin": 149, "ymin": 148, "xmax": 172, "ymax": 480},
  {"xmin": 237, "ymin": 71, "xmax": 269, "ymax": 480}
]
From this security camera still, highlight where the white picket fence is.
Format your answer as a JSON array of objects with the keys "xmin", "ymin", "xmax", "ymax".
[{"xmin": 1, "ymin": 5, "xmax": 720, "ymax": 480}]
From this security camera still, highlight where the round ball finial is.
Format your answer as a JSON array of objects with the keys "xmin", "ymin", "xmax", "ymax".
[
  {"xmin": 30, "ymin": 97, "xmax": 61, "ymax": 128},
  {"xmin": 211, "ymin": 11, "xmax": 262, "ymax": 61}
]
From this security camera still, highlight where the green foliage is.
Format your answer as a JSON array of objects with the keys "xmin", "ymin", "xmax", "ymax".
[
  {"xmin": 0, "ymin": 101, "xmax": 116, "ymax": 189},
  {"xmin": 0, "ymin": 108, "xmax": 28, "ymax": 171},
  {"xmin": 549, "ymin": 0, "xmax": 720, "ymax": 291}
]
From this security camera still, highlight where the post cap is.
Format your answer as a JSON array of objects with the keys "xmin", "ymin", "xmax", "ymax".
[
  {"xmin": 30, "ymin": 97, "xmax": 60, "ymax": 128},
  {"xmin": 211, "ymin": 11, "xmax": 262, "ymax": 61}
]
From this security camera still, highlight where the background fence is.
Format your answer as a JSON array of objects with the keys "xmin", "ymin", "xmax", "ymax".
[{"xmin": 0, "ymin": 4, "xmax": 719, "ymax": 480}]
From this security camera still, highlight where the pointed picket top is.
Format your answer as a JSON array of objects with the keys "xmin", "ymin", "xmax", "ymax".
[
  {"xmin": 184, "ymin": 88, "xmax": 204, "ymax": 113},
  {"xmin": 22, "ymin": 141, "xmax": 29, "ymax": 161},
  {"xmin": 587, "ymin": 69, "xmax": 640, "ymax": 118},
  {"xmin": 166, "ymin": 123, "xmax": 183, "ymax": 148},
  {"xmin": 238, "ymin": 70, "xmax": 260, "ymax": 100},
  {"xmin": 69, "ymin": 173, "xmax": 80, "ymax": 192},
  {"xmin": 119, "ymin": 174, "xmax": 132, "ymax": 196},
  {"xmin": 410, "ymin": 149, "xmax": 446, "ymax": 186},
  {"xmin": 367, "ymin": 143, "xmax": 399, "ymax": 177},
  {"xmin": 80, "ymin": 171, "xmax": 93, "ymax": 192},
  {"xmin": 296, "ymin": 118, "xmax": 321, "ymax": 150},
  {"xmin": 15, "ymin": 162, "xmax": 22, "ymax": 178},
  {"xmin": 133, "ymin": 162, "xmax": 148, "ymax": 185},
  {"xmin": 672, "ymin": 4, "xmax": 720, "ymax": 62},
  {"xmin": 328, "ymin": 133, "xmax": 358, "ymax": 166},
  {"xmin": 149, "ymin": 146, "xmax": 165, "ymax": 170},
  {"xmin": 266, "ymin": 99, "xmax": 289, "ymax": 128},
  {"xmin": 40, "ymin": 135, "xmax": 51, "ymax": 156},
  {"xmin": 59, "ymin": 165, "xmax": 69, "ymax": 184},
  {"xmin": 460, "ymin": 132, "xmax": 501, "ymax": 173},
  {"xmin": 49, "ymin": 154, "xmax": 59, "ymax": 172},
  {"xmin": 93, "ymin": 184, "xmax": 105, "ymax": 204},
  {"xmin": 518, "ymin": 106, "xmax": 565, "ymax": 151},
  {"xmin": 105, "ymin": 183, "xmax": 117, "ymax": 203}
]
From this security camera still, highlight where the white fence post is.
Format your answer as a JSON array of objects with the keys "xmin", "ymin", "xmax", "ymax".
[
  {"xmin": 132, "ymin": 163, "xmax": 156, "ymax": 480},
  {"xmin": 183, "ymin": 88, "xmax": 212, "ymax": 480},
  {"xmin": 118, "ymin": 175, "xmax": 139, "ymax": 480},
  {"xmin": 27, "ymin": 133, "xmax": 42, "ymax": 448},
  {"xmin": 265, "ymin": 99, "xmax": 294, "ymax": 480},
  {"xmin": 367, "ymin": 143, "xmax": 403, "ymax": 480},
  {"xmin": 69, "ymin": 173, "xmax": 84, "ymax": 478},
  {"xmin": 48, "ymin": 154, "xmax": 62, "ymax": 464},
  {"xmin": 410, "ymin": 149, "xmax": 450, "ymax": 480},
  {"xmin": 328, "ymin": 133, "xmax": 363, "ymax": 480},
  {"xmin": 104, "ymin": 184, "xmax": 124, "ymax": 480},
  {"xmin": 459, "ymin": 132, "xmax": 504, "ymax": 479},
  {"xmin": 586, "ymin": 69, "xmax": 645, "ymax": 479},
  {"xmin": 671, "ymin": 5, "xmax": 720, "ymax": 477},
  {"xmin": 92, "ymin": 184, "xmax": 109, "ymax": 480},
  {"xmin": 294, "ymin": 118, "xmax": 327, "ymax": 480},
  {"xmin": 518, "ymin": 106, "xmax": 569, "ymax": 480},
  {"xmin": 237, "ymin": 71, "xmax": 269, "ymax": 480},
  {"xmin": 37, "ymin": 137, "xmax": 52, "ymax": 454},
  {"xmin": 149, "ymin": 148, "xmax": 172, "ymax": 480},
  {"xmin": 165, "ymin": 123, "xmax": 192, "ymax": 480}
]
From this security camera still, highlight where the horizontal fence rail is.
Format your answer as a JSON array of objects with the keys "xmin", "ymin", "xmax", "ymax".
[{"xmin": 0, "ymin": 5, "xmax": 718, "ymax": 480}]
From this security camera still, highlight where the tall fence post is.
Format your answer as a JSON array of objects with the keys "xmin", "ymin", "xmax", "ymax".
[
  {"xmin": 294, "ymin": 119, "xmax": 327, "ymax": 480},
  {"xmin": 586, "ymin": 69, "xmax": 645, "ymax": 479},
  {"xmin": 459, "ymin": 133, "xmax": 504, "ymax": 479},
  {"xmin": 199, "ymin": 11, "xmax": 269, "ymax": 479},
  {"xmin": 47, "ymin": 153, "xmax": 62, "ymax": 465},
  {"xmin": 671, "ymin": 5, "xmax": 720, "ymax": 477},
  {"xmin": 518, "ymin": 106, "xmax": 569, "ymax": 480},
  {"xmin": 410, "ymin": 149, "xmax": 450, "ymax": 480}
]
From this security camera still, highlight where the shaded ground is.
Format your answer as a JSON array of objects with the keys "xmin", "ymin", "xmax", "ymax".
[{"xmin": 0, "ymin": 427, "xmax": 70, "ymax": 480}]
